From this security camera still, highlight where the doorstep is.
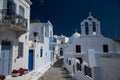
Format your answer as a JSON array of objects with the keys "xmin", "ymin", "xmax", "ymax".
[
  {"xmin": 29, "ymin": 71, "xmax": 42, "ymax": 80},
  {"xmin": 5, "ymin": 72, "xmax": 30, "ymax": 80}
]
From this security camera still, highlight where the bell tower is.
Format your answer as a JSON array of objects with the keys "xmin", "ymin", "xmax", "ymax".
[{"xmin": 81, "ymin": 12, "xmax": 101, "ymax": 36}]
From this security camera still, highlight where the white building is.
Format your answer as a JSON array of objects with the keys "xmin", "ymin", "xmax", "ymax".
[
  {"xmin": 0, "ymin": 0, "xmax": 32, "ymax": 75},
  {"xmin": 64, "ymin": 13, "xmax": 120, "ymax": 80},
  {"xmin": 54, "ymin": 35, "xmax": 69, "ymax": 57},
  {"xmin": 29, "ymin": 20, "xmax": 55, "ymax": 73}
]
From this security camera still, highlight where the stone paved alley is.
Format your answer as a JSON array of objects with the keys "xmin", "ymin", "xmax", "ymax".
[{"xmin": 38, "ymin": 58, "xmax": 72, "ymax": 80}]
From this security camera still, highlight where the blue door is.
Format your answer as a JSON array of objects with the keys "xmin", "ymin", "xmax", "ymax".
[
  {"xmin": 0, "ymin": 41, "xmax": 11, "ymax": 75},
  {"xmin": 28, "ymin": 50, "xmax": 34, "ymax": 71}
]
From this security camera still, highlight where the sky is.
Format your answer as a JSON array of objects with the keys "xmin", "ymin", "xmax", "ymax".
[{"xmin": 30, "ymin": 0, "xmax": 120, "ymax": 39}]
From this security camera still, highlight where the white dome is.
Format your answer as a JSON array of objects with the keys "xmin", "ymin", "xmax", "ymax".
[
  {"xmin": 68, "ymin": 31, "xmax": 80, "ymax": 43},
  {"xmin": 72, "ymin": 32, "xmax": 80, "ymax": 37},
  {"xmin": 61, "ymin": 34, "xmax": 64, "ymax": 37}
]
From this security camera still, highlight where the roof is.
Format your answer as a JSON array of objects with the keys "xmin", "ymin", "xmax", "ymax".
[
  {"xmin": 71, "ymin": 32, "xmax": 80, "ymax": 38},
  {"xmin": 25, "ymin": 0, "xmax": 32, "ymax": 5}
]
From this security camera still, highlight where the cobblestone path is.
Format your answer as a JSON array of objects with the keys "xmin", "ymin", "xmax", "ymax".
[{"xmin": 38, "ymin": 58, "xmax": 72, "ymax": 80}]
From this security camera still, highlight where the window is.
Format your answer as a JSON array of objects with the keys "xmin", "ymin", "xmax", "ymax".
[
  {"xmin": 11, "ymin": 2, "xmax": 16, "ymax": 14},
  {"xmin": 61, "ymin": 42, "xmax": 63, "ymax": 44},
  {"xmin": 76, "ymin": 45, "xmax": 81, "ymax": 53},
  {"xmin": 7, "ymin": 1, "xmax": 11, "ymax": 15},
  {"xmin": 60, "ymin": 48, "xmax": 63, "ymax": 56},
  {"xmin": 76, "ymin": 63, "xmax": 81, "ymax": 71},
  {"xmin": 84, "ymin": 66, "xmax": 92, "ymax": 78},
  {"xmin": 45, "ymin": 31, "xmax": 47, "ymax": 37},
  {"xmin": 67, "ymin": 58, "xmax": 68, "ymax": 63},
  {"xmin": 92, "ymin": 22, "xmax": 96, "ymax": 32},
  {"xmin": 93, "ymin": 26, "xmax": 96, "ymax": 32},
  {"xmin": 85, "ymin": 22, "xmax": 89, "ymax": 35},
  {"xmin": 69, "ymin": 60, "xmax": 71, "ymax": 65},
  {"xmin": 33, "ymin": 32, "xmax": 38, "ymax": 42},
  {"xmin": 85, "ymin": 27, "xmax": 89, "ymax": 35},
  {"xmin": 18, "ymin": 42, "xmax": 23, "ymax": 58},
  {"xmin": 40, "ymin": 48, "xmax": 43, "ymax": 57},
  {"xmin": 103, "ymin": 45, "xmax": 108, "ymax": 52},
  {"xmin": 53, "ymin": 47, "xmax": 55, "ymax": 50},
  {"xmin": 33, "ymin": 32, "xmax": 38, "ymax": 36},
  {"xmin": 7, "ymin": 1, "xmax": 16, "ymax": 15},
  {"xmin": 50, "ymin": 31, "xmax": 52, "ymax": 37},
  {"xmin": 19, "ymin": 6, "xmax": 24, "ymax": 17}
]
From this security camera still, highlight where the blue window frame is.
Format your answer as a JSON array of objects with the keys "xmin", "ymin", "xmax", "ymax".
[
  {"xmin": 40, "ymin": 48, "xmax": 43, "ymax": 57},
  {"xmin": 19, "ymin": 5, "xmax": 24, "ymax": 17}
]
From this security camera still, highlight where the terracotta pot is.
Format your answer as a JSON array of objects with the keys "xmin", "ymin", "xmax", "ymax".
[{"xmin": 11, "ymin": 73, "xmax": 19, "ymax": 77}]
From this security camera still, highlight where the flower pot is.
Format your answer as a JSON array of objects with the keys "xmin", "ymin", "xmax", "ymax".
[
  {"xmin": 11, "ymin": 73, "xmax": 19, "ymax": 77},
  {"xmin": 11, "ymin": 70, "xmax": 19, "ymax": 77},
  {"xmin": 18, "ymin": 68, "xmax": 24, "ymax": 76},
  {"xmin": 24, "ymin": 70, "xmax": 28, "ymax": 74},
  {"xmin": 24, "ymin": 69, "xmax": 29, "ymax": 74},
  {"xmin": 0, "ymin": 75, "xmax": 5, "ymax": 80}
]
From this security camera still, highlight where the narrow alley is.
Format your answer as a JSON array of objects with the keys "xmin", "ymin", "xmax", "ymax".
[{"xmin": 38, "ymin": 58, "xmax": 72, "ymax": 80}]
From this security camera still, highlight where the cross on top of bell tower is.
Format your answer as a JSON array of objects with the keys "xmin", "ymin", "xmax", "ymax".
[
  {"xmin": 75, "ymin": 29, "xmax": 77, "ymax": 32},
  {"xmin": 89, "ymin": 12, "xmax": 92, "ymax": 16}
]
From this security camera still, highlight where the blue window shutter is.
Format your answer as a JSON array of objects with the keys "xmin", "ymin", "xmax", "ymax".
[
  {"xmin": 19, "ymin": 6, "xmax": 24, "ymax": 17},
  {"xmin": 40, "ymin": 49, "xmax": 43, "ymax": 57}
]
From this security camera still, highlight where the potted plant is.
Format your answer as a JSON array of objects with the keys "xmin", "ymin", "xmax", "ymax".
[
  {"xmin": 17, "ymin": 68, "xmax": 24, "ymax": 76},
  {"xmin": 11, "ymin": 69, "xmax": 19, "ymax": 77},
  {"xmin": 23, "ymin": 69, "xmax": 29, "ymax": 74},
  {"xmin": 0, "ymin": 74, "xmax": 5, "ymax": 80}
]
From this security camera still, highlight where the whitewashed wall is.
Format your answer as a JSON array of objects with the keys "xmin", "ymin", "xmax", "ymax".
[
  {"xmin": 67, "ymin": 36, "xmax": 120, "ymax": 53},
  {"xmin": 99, "ymin": 56, "xmax": 120, "ymax": 80},
  {"xmin": 0, "ymin": 0, "xmax": 31, "ymax": 71},
  {"xmin": 29, "ymin": 21, "xmax": 54, "ymax": 73},
  {"xmin": 14, "ymin": 0, "xmax": 31, "ymax": 70},
  {"xmin": 63, "ymin": 13, "xmax": 120, "ymax": 80}
]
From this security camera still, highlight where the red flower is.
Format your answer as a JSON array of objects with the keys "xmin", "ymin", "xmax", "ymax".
[
  {"xmin": 17, "ymin": 68, "xmax": 24, "ymax": 76},
  {"xmin": 0, "ymin": 74, "xmax": 6, "ymax": 79}
]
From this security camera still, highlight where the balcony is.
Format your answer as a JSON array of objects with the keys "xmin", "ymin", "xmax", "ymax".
[{"xmin": 0, "ymin": 9, "xmax": 28, "ymax": 33}]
